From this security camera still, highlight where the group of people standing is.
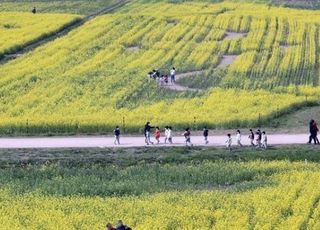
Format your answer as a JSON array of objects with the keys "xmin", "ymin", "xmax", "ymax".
[
  {"xmin": 309, "ymin": 119, "xmax": 319, "ymax": 144},
  {"xmin": 148, "ymin": 67, "xmax": 176, "ymax": 86}
]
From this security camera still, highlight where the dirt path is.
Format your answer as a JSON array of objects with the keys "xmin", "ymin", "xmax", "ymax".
[
  {"xmin": 0, "ymin": 134, "xmax": 311, "ymax": 149},
  {"xmin": 217, "ymin": 55, "xmax": 238, "ymax": 68},
  {"xmin": 161, "ymin": 70, "xmax": 204, "ymax": 92},
  {"xmin": 0, "ymin": 0, "xmax": 130, "ymax": 64},
  {"xmin": 160, "ymin": 55, "xmax": 237, "ymax": 92}
]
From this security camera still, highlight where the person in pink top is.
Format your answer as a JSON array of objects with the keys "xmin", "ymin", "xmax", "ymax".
[{"xmin": 154, "ymin": 126, "xmax": 161, "ymax": 144}]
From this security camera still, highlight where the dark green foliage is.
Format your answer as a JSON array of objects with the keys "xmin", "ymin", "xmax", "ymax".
[{"xmin": 0, "ymin": 146, "xmax": 319, "ymax": 197}]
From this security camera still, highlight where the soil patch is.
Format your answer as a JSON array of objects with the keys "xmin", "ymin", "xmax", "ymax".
[
  {"xmin": 217, "ymin": 55, "xmax": 237, "ymax": 68},
  {"xmin": 224, "ymin": 32, "xmax": 247, "ymax": 40},
  {"xmin": 279, "ymin": 45, "xmax": 297, "ymax": 51},
  {"xmin": 126, "ymin": 46, "xmax": 140, "ymax": 51}
]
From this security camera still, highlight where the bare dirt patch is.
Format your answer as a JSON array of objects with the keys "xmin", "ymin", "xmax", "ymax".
[
  {"xmin": 224, "ymin": 32, "xmax": 247, "ymax": 40},
  {"xmin": 279, "ymin": 45, "xmax": 298, "ymax": 52},
  {"xmin": 217, "ymin": 55, "xmax": 237, "ymax": 68},
  {"xmin": 126, "ymin": 46, "xmax": 140, "ymax": 52}
]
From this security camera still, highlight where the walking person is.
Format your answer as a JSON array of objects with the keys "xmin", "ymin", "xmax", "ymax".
[
  {"xmin": 170, "ymin": 67, "xmax": 176, "ymax": 84},
  {"xmin": 308, "ymin": 119, "xmax": 318, "ymax": 144},
  {"xmin": 183, "ymin": 128, "xmax": 192, "ymax": 146},
  {"xmin": 261, "ymin": 131, "xmax": 267, "ymax": 149},
  {"xmin": 256, "ymin": 129, "xmax": 262, "ymax": 148},
  {"xmin": 164, "ymin": 126, "xmax": 169, "ymax": 144},
  {"xmin": 203, "ymin": 127, "xmax": 209, "ymax": 144},
  {"xmin": 168, "ymin": 126, "xmax": 173, "ymax": 144},
  {"xmin": 236, "ymin": 130, "xmax": 243, "ymax": 147},
  {"xmin": 248, "ymin": 129, "xmax": 255, "ymax": 147},
  {"xmin": 313, "ymin": 120, "xmax": 320, "ymax": 144},
  {"xmin": 113, "ymin": 126, "xmax": 120, "ymax": 145},
  {"xmin": 144, "ymin": 122, "xmax": 154, "ymax": 145},
  {"xmin": 32, "ymin": 6, "xmax": 36, "ymax": 14},
  {"xmin": 154, "ymin": 127, "xmax": 161, "ymax": 144},
  {"xmin": 225, "ymin": 133, "xmax": 232, "ymax": 151}
]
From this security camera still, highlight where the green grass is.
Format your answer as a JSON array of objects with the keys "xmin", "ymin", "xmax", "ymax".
[
  {"xmin": 0, "ymin": 145, "xmax": 319, "ymax": 197},
  {"xmin": 260, "ymin": 104, "xmax": 320, "ymax": 132}
]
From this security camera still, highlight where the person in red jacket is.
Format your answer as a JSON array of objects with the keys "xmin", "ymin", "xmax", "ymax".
[{"xmin": 154, "ymin": 126, "xmax": 161, "ymax": 144}]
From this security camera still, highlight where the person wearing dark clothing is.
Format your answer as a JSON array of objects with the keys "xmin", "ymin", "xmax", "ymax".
[
  {"xmin": 116, "ymin": 220, "xmax": 131, "ymax": 230},
  {"xmin": 309, "ymin": 120, "xmax": 319, "ymax": 144},
  {"xmin": 144, "ymin": 122, "xmax": 154, "ymax": 145},
  {"xmin": 203, "ymin": 127, "xmax": 209, "ymax": 144},
  {"xmin": 313, "ymin": 122, "xmax": 320, "ymax": 144},
  {"xmin": 183, "ymin": 128, "xmax": 192, "ymax": 146},
  {"xmin": 32, "ymin": 7, "xmax": 36, "ymax": 14},
  {"xmin": 256, "ymin": 129, "xmax": 262, "ymax": 148},
  {"xmin": 114, "ymin": 126, "xmax": 120, "ymax": 145},
  {"xmin": 249, "ymin": 129, "xmax": 255, "ymax": 147},
  {"xmin": 155, "ymin": 69, "xmax": 160, "ymax": 78}
]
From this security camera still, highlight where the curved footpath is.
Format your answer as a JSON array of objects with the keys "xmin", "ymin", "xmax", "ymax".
[{"xmin": 0, "ymin": 134, "xmax": 310, "ymax": 149}]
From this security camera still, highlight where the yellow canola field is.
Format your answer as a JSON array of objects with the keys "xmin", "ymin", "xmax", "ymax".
[
  {"xmin": 0, "ymin": 12, "xmax": 81, "ymax": 56},
  {"xmin": 1, "ymin": 2, "xmax": 320, "ymax": 133},
  {"xmin": 0, "ymin": 88, "xmax": 311, "ymax": 133},
  {"xmin": 1, "ymin": 161, "xmax": 320, "ymax": 229}
]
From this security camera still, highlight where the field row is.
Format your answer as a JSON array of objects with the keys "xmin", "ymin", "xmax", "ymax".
[
  {"xmin": 0, "ymin": 12, "xmax": 81, "ymax": 57},
  {"xmin": 1, "ymin": 157, "xmax": 320, "ymax": 229}
]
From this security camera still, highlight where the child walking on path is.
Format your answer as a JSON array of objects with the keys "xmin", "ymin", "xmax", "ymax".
[
  {"xmin": 236, "ymin": 130, "xmax": 243, "ymax": 147},
  {"xmin": 203, "ymin": 127, "xmax": 209, "ymax": 144},
  {"xmin": 249, "ymin": 129, "xmax": 255, "ymax": 147},
  {"xmin": 225, "ymin": 133, "xmax": 232, "ymax": 151},
  {"xmin": 164, "ymin": 126, "xmax": 169, "ymax": 144},
  {"xmin": 183, "ymin": 128, "xmax": 192, "ymax": 146},
  {"xmin": 154, "ymin": 127, "xmax": 161, "ymax": 144},
  {"xmin": 113, "ymin": 126, "xmax": 120, "ymax": 145},
  {"xmin": 262, "ymin": 131, "xmax": 267, "ymax": 149}
]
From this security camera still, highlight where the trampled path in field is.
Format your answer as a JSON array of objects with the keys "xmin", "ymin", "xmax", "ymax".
[
  {"xmin": 0, "ymin": 0, "xmax": 130, "ymax": 64},
  {"xmin": 161, "ymin": 71, "xmax": 204, "ymax": 91},
  {"xmin": 162, "ymin": 55, "xmax": 238, "ymax": 91},
  {"xmin": 0, "ymin": 134, "xmax": 312, "ymax": 149}
]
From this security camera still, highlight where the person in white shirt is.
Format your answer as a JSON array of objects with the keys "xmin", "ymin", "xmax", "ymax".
[
  {"xmin": 225, "ymin": 133, "xmax": 232, "ymax": 151},
  {"xmin": 262, "ymin": 131, "xmax": 267, "ymax": 149},
  {"xmin": 170, "ymin": 67, "xmax": 176, "ymax": 83},
  {"xmin": 164, "ymin": 126, "xmax": 169, "ymax": 144},
  {"xmin": 236, "ymin": 130, "xmax": 243, "ymax": 147}
]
